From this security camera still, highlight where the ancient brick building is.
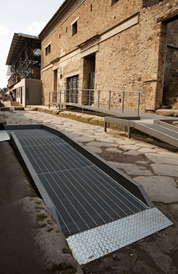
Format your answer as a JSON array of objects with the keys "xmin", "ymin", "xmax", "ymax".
[{"xmin": 39, "ymin": 0, "xmax": 178, "ymax": 112}]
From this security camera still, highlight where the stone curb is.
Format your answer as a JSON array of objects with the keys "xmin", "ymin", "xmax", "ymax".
[{"xmin": 35, "ymin": 106, "xmax": 125, "ymax": 130}]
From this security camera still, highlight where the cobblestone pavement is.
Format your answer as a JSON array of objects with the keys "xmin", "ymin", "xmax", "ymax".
[{"xmin": 1, "ymin": 109, "xmax": 178, "ymax": 274}]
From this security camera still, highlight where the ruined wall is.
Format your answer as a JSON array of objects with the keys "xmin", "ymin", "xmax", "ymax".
[{"xmin": 136, "ymin": 0, "xmax": 178, "ymax": 110}]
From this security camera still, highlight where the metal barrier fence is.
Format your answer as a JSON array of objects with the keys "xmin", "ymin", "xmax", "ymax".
[{"xmin": 49, "ymin": 89, "xmax": 141, "ymax": 116}]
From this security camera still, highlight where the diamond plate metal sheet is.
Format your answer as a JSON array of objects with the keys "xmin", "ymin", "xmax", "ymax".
[
  {"xmin": 0, "ymin": 130, "xmax": 10, "ymax": 142},
  {"xmin": 67, "ymin": 208, "xmax": 172, "ymax": 265}
]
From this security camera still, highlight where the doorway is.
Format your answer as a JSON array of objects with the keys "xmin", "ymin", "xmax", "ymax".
[
  {"xmin": 162, "ymin": 18, "xmax": 178, "ymax": 108},
  {"xmin": 53, "ymin": 69, "xmax": 58, "ymax": 102},
  {"xmin": 67, "ymin": 75, "xmax": 79, "ymax": 103},
  {"xmin": 83, "ymin": 55, "xmax": 95, "ymax": 105}
]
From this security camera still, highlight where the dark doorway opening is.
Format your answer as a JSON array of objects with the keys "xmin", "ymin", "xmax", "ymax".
[
  {"xmin": 53, "ymin": 69, "xmax": 58, "ymax": 102},
  {"xmin": 67, "ymin": 75, "xmax": 79, "ymax": 103},
  {"xmin": 162, "ymin": 18, "xmax": 178, "ymax": 109},
  {"xmin": 83, "ymin": 55, "xmax": 95, "ymax": 105}
]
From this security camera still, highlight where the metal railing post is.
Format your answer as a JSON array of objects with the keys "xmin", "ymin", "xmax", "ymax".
[
  {"xmin": 98, "ymin": 90, "xmax": 100, "ymax": 108},
  {"xmin": 60, "ymin": 90, "xmax": 61, "ymax": 103},
  {"xmin": 75, "ymin": 88, "xmax": 77, "ymax": 103},
  {"xmin": 89, "ymin": 89, "xmax": 91, "ymax": 105},
  {"xmin": 48, "ymin": 92, "xmax": 50, "ymax": 109},
  {"xmin": 81, "ymin": 89, "xmax": 83, "ymax": 105},
  {"xmin": 109, "ymin": 90, "xmax": 111, "ymax": 110},
  {"xmin": 138, "ymin": 92, "xmax": 141, "ymax": 117},
  {"xmin": 122, "ymin": 91, "xmax": 125, "ymax": 113}
]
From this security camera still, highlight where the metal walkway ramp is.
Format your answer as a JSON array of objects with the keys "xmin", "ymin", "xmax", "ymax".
[
  {"xmin": 6, "ymin": 124, "xmax": 172, "ymax": 264},
  {"xmin": 104, "ymin": 117, "xmax": 178, "ymax": 148},
  {"xmin": 135, "ymin": 119, "xmax": 178, "ymax": 148}
]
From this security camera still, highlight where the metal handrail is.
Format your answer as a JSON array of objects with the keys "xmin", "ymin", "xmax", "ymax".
[{"xmin": 49, "ymin": 89, "xmax": 141, "ymax": 116}]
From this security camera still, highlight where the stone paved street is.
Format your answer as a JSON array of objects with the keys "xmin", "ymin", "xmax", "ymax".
[
  {"xmin": 3, "ymin": 109, "xmax": 178, "ymax": 205},
  {"xmin": 1, "ymin": 109, "xmax": 178, "ymax": 274}
]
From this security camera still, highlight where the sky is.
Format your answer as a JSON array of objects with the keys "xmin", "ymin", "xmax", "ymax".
[{"xmin": 0, "ymin": 0, "xmax": 64, "ymax": 89}]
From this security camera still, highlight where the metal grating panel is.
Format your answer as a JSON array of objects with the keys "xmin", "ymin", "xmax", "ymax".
[{"xmin": 10, "ymin": 129, "xmax": 148, "ymax": 236}]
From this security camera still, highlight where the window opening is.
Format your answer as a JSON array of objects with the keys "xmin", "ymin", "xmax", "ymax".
[
  {"xmin": 45, "ymin": 44, "xmax": 51, "ymax": 55},
  {"xmin": 72, "ymin": 21, "xmax": 77, "ymax": 36},
  {"xmin": 112, "ymin": 0, "xmax": 119, "ymax": 5}
]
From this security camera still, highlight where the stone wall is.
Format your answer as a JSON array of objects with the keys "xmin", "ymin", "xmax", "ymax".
[
  {"xmin": 142, "ymin": 0, "xmax": 165, "ymax": 8},
  {"xmin": 40, "ymin": 0, "xmax": 178, "ymax": 111}
]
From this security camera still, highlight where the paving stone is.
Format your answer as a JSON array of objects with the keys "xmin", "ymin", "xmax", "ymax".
[
  {"xmin": 86, "ymin": 141, "xmax": 113, "ymax": 148},
  {"xmin": 119, "ymin": 145, "xmax": 140, "ymax": 151},
  {"xmin": 86, "ymin": 146, "xmax": 102, "ymax": 154},
  {"xmin": 66, "ymin": 132, "xmax": 82, "ymax": 138},
  {"xmin": 123, "ymin": 150, "xmax": 140, "ymax": 156},
  {"xmin": 94, "ymin": 133, "xmax": 108, "ymax": 137},
  {"xmin": 145, "ymin": 153, "xmax": 178, "ymax": 165},
  {"xmin": 64, "ymin": 128, "xmax": 75, "ymax": 132},
  {"xmin": 105, "ymin": 148, "xmax": 123, "ymax": 153},
  {"xmin": 134, "ymin": 176, "xmax": 178, "ymax": 203},
  {"xmin": 157, "ymin": 151, "xmax": 178, "ymax": 158},
  {"xmin": 151, "ymin": 164, "xmax": 178, "ymax": 177},
  {"xmin": 108, "ymin": 162, "xmax": 152, "ymax": 176},
  {"xmin": 136, "ymin": 161, "xmax": 149, "ymax": 165},
  {"xmin": 136, "ymin": 143, "xmax": 155, "ymax": 148},
  {"xmin": 114, "ymin": 140, "xmax": 136, "ymax": 145},
  {"xmin": 73, "ymin": 136, "xmax": 95, "ymax": 142},
  {"xmin": 137, "ymin": 148, "xmax": 156, "ymax": 153},
  {"xmin": 96, "ymin": 137, "xmax": 115, "ymax": 143}
]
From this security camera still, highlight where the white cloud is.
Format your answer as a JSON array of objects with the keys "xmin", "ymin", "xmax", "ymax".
[
  {"xmin": 25, "ymin": 21, "xmax": 46, "ymax": 36},
  {"xmin": 0, "ymin": 25, "xmax": 12, "ymax": 46}
]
